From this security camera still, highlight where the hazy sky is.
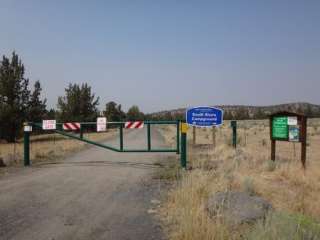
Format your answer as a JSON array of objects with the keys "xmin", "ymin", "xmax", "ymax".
[{"xmin": 1, "ymin": 0, "xmax": 319, "ymax": 113}]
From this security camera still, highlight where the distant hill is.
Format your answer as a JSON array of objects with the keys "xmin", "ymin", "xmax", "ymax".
[{"xmin": 147, "ymin": 102, "xmax": 320, "ymax": 120}]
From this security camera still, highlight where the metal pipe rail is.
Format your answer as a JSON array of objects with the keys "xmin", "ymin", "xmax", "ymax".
[{"xmin": 23, "ymin": 120, "xmax": 186, "ymax": 167}]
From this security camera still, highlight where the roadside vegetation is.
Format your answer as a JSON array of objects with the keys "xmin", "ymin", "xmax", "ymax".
[{"xmin": 158, "ymin": 119, "xmax": 320, "ymax": 240}]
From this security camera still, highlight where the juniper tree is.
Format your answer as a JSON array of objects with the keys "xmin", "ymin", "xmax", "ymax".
[
  {"xmin": 126, "ymin": 105, "xmax": 144, "ymax": 121},
  {"xmin": 28, "ymin": 80, "xmax": 47, "ymax": 122},
  {"xmin": 57, "ymin": 83, "xmax": 99, "ymax": 122},
  {"xmin": 0, "ymin": 52, "xmax": 30, "ymax": 142},
  {"xmin": 104, "ymin": 101, "xmax": 126, "ymax": 122}
]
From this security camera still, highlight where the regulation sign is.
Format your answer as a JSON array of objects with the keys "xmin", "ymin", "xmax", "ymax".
[
  {"xmin": 24, "ymin": 125, "xmax": 32, "ymax": 132},
  {"xmin": 42, "ymin": 120, "xmax": 56, "ymax": 130},
  {"xmin": 186, "ymin": 106, "xmax": 223, "ymax": 127},
  {"xmin": 272, "ymin": 117, "xmax": 288, "ymax": 139},
  {"xmin": 270, "ymin": 112, "xmax": 308, "ymax": 168},
  {"xmin": 288, "ymin": 116, "xmax": 298, "ymax": 126},
  {"xmin": 97, "ymin": 117, "xmax": 107, "ymax": 132}
]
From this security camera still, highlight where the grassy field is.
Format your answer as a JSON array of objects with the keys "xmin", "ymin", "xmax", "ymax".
[
  {"xmin": 159, "ymin": 119, "xmax": 320, "ymax": 240},
  {"xmin": 0, "ymin": 129, "xmax": 118, "ymax": 167}
]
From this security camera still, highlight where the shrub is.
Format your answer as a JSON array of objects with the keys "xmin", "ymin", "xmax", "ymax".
[
  {"xmin": 245, "ymin": 212, "xmax": 320, "ymax": 240},
  {"xmin": 153, "ymin": 157, "xmax": 181, "ymax": 181},
  {"xmin": 242, "ymin": 177, "xmax": 255, "ymax": 195},
  {"xmin": 265, "ymin": 160, "xmax": 276, "ymax": 172}
]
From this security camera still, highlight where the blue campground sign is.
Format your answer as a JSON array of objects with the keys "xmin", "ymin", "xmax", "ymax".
[{"xmin": 186, "ymin": 106, "xmax": 223, "ymax": 127}]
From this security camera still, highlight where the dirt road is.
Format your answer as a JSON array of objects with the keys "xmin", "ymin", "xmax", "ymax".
[{"xmin": 0, "ymin": 128, "xmax": 174, "ymax": 240}]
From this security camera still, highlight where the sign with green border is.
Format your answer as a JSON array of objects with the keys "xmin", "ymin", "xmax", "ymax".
[{"xmin": 272, "ymin": 116, "xmax": 288, "ymax": 139}]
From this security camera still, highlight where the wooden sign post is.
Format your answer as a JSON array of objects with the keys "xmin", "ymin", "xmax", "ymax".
[
  {"xmin": 212, "ymin": 126, "xmax": 216, "ymax": 148},
  {"xmin": 192, "ymin": 126, "xmax": 196, "ymax": 145},
  {"xmin": 231, "ymin": 120, "xmax": 237, "ymax": 148},
  {"xmin": 186, "ymin": 106, "xmax": 224, "ymax": 148},
  {"xmin": 270, "ymin": 112, "xmax": 307, "ymax": 168}
]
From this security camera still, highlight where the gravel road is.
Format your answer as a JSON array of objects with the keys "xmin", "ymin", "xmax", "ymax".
[{"xmin": 0, "ymin": 128, "xmax": 174, "ymax": 240}]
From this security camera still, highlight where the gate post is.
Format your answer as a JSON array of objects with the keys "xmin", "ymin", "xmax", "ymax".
[
  {"xmin": 212, "ymin": 126, "xmax": 216, "ymax": 148},
  {"xmin": 147, "ymin": 123, "xmax": 151, "ymax": 151},
  {"xmin": 80, "ymin": 124, "xmax": 83, "ymax": 139},
  {"xmin": 23, "ymin": 123, "xmax": 31, "ymax": 166},
  {"xmin": 192, "ymin": 126, "xmax": 196, "ymax": 145},
  {"xmin": 119, "ymin": 123, "xmax": 124, "ymax": 151},
  {"xmin": 180, "ymin": 123, "xmax": 188, "ymax": 169}
]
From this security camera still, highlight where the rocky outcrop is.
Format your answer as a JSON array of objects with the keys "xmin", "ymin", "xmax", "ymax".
[{"xmin": 206, "ymin": 191, "xmax": 272, "ymax": 226}]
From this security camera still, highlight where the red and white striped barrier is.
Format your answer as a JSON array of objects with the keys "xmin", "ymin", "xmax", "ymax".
[
  {"xmin": 63, "ymin": 122, "xmax": 81, "ymax": 131},
  {"xmin": 124, "ymin": 121, "xmax": 144, "ymax": 129}
]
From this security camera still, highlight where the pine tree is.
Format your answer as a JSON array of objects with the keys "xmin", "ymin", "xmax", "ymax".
[
  {"xmin": 46, "ymin": 108, "xmax": 56, "ymax": 119},
  {"xmin": 0, "ymin": 52, "xmax": 30, "ymax": 142},
  {"xmin": 126, "ymin": 105, "xmax": 144, "ymax": 121},
  {"xmin": 57, "ymin": 83, "xmax": 99, "ymax": 122},
  {"xmin": 104, "ymin": 101, "xmax": 126, "ymax": 122},
  {"xmin": 28, "ymin": 80, "xmax": 47, "ymax": 122}
]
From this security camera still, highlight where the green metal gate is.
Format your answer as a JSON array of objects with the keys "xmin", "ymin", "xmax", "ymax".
[{"xmin": 23, "ymin": 120, "xmax": 187, "ymax": 168}]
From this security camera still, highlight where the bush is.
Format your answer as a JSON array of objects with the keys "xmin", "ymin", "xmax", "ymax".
[
  {"xmin": 242, "ymin": 177, "xmax": 255, "ymax": 195},
  {"xmin": 245, "ymin": 212, "xmax": 320, "ymax": 240},
  {"xmin": 153, "ymin": 157, "xmax": 181, "ymax": 181},
  {"xmin": 265, "ymin": 160, "xmax": 276, "ymax": 172}
]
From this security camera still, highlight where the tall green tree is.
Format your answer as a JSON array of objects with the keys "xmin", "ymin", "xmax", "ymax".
[
  {"xmin": 0, "ymin": 52, "xmax": 30, "ymax": 142},
  {"xmin": 57, "ymin": 83, "xmax": 99, "ymax": 122},
  {"xmin": 126, "ymin": 105, "xmax": 144, "ymax": 121},
  {"xmin": 28, "ymin": 80, "xmax": 47, "ymax": 122},
  {"xmin": 104, "ymin": 101, "xmax": 126, "ymax": 121},
  {"xmin": 46, "ymin": 108, "xmax": 56, "ymax": 119}
]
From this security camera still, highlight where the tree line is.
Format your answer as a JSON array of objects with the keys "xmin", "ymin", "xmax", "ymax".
[
  {"xmin": 2, "ymin": 52, "xmax": 317, "ymax": 142},
  {"xmin": 0, "ymin": 52, "xmax": 145, "ymax": 142}
]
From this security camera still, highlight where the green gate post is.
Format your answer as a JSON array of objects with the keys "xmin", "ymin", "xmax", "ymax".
[
  {"xmin": 23, "ymin": 125, "xmax": 30, "ymax": 166},
  {"xmin": 231, "ymin": 120, "xmax": 237, "ymax": 148},
  {"xmin": 180, "ymin": 123, "xmax": 187, "ymax": 169},
  {"xmin": 147, "ymin": 123, "xmax": 151, "ymax": 151},
  {"xmin": 80, "ymin": 124, "xmax": 83, "ymax": 139},
  {"xmin": 119, "ymin": 123, "xmax": 124, "ymax": 151}
]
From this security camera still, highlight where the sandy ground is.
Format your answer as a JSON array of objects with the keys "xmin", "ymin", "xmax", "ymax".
[{"xmin": 0, "ymin": 128, "xmax": 175, "ymax": 240}]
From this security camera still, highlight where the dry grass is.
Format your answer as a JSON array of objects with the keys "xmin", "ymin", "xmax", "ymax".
[
  {"xmin": 160, "ymin": 119, "xmax": 320, "ymax": 240},
  {"xmin": 0, "ymin": 129, "xmax": 118, "ymax": 166}
]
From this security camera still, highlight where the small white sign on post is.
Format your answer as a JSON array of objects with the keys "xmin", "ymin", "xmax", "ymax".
[
  {"xmin": 42, "ymin": 120, "xmax": 56, "ymax": 130},
  {"xmin": 288, "ymin": 117, "xmax": 298, "ymax": 126},
  {"xmin": 97, "ymin": 117, "xmax": 107, "ymax": 132},
  {"xmin": 24, "ymin": 125, "xmax": 32, "ymax": 132}
]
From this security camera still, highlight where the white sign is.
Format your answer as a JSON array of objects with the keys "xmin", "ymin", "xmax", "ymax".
[
  {"xmin": 24, "ymin": 125, "xmax": 32, "ymax": 132},
  {"xmin": 42, "ymin": 120, "xmax": 56, "ymax": 130},
  {"xmin": 288, "ymin": 117, "xmax": 298, "ymax": 126},
  {"xmin": 97, "ymin": 117, "xmax": 107, "ymax": 132}
]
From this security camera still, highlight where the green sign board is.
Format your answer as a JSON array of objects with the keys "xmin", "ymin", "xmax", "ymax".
[{"xmin": 272, "ymin": 117, "xmax": 288, "ymax": 139}]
